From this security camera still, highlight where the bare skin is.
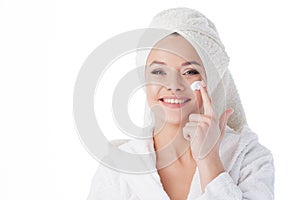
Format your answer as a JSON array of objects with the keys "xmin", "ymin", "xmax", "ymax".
[{"xmin": 146, "ymin": 34, "xmax": 233, "ymax": 199}]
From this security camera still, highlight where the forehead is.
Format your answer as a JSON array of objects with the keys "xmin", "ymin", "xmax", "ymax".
[{"xmin": 146, "ymin": 35, "xmax": 203, "ymax": 67}]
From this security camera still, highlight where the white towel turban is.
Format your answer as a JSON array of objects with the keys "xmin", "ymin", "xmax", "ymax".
[{"xmin": 136, "ymin": 7, "xmax": 248, "ymax": 133}]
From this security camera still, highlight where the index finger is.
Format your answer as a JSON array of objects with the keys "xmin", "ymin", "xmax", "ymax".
[{"xmin": 199, "ymin": 80, "xmax": 214, "ymax": 115}]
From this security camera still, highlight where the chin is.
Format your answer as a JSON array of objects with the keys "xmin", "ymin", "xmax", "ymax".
[
  {"xmin": 149, "ymin": 102, "xmax": 192, "ymax": 125},
  {"xmin": 156, "ymin": 110, "xmax": 189, "ymax": 126}
]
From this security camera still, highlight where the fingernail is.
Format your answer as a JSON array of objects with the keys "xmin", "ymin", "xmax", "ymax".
[{"xmin": 200, "ymin": 80, "xmax": 206, "ymax": 87}]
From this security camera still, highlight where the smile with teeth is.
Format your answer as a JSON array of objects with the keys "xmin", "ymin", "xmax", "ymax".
[{"xmin": 160, "ymin": 98, "xmax": 190, "ymax": 104}]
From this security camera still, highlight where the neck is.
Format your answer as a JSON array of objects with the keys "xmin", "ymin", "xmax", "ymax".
[{"xmin": 153, "ymin": 120, "xmax": 195, "ymax": 169}]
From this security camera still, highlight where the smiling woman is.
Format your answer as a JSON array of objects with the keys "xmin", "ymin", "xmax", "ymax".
[
  {"xmin": 145, "ymin": 33, "xmax": 206, "ymax": 126},
  {"xmin": 87, "ymin": 7, "xmax": 274, "ymax": 200}
]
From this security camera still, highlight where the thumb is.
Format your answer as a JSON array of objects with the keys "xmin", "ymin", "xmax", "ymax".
[{"xmin": 219, "ymin": 109, "xmax": 234, "ymax": 133}]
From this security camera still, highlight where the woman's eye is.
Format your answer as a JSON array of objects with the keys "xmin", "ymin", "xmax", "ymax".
[
  {"xmin": 151, "ymin": 70, "xmax": 166, "ymax": 75},
  {"xmin": 183, "ymin": 70, "xmax": 199, "ymax": 75}
]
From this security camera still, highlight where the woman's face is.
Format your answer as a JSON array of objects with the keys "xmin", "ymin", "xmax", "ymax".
[{"xmin": 145, "ymin": 34, "xmax": 207, "ymax": 125}]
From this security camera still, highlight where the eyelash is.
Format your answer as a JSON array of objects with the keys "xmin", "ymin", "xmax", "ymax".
[
  {"xmin": 150, "ymin": 69, "xmax": 200, "ymax": 76},
  {"xmin": 183, "ymin": 69, "xmax": 199, "ymax": 75},
  {"xmin": 151, "ymin": 70, "xmax": 166, "ymax": 75}
]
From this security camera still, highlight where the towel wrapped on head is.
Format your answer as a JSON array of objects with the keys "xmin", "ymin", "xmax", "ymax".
[{"xmin": 136, "ymin": 7, "xmax": 248, "ymax": 133}]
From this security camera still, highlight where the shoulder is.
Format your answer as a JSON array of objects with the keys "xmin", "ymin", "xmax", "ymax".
[
  {"xmin": 200, "ymin": 126, "xmax": 274, "ymax": 199},
  {"xmin": 87, "ymin": 163, "xmax": 122, "ymax": 200},
  {"xmin": 87, "ymin": 139, "xmax": 154, "ymax": 199},
  {"xmin": 221, "ymin": 125, "xmax": 274, "ymax": 172},
  {"xmin": 229, "ymin": 126, "xmax": 275, "ymax": 197},
  {"xmin": 236, "ymin": 125, "xmax": 273, "ymax": 162},
  {"xmin": 90, "ymin": 163, "xmax": 121, "ymax": 187},
  {"xmin": 89, "ymin": 138, "xmax": 153, "ymax": 184},
  {"xmin": 236, "ymin": 126, "xmax": 274, "ymax": 173}
]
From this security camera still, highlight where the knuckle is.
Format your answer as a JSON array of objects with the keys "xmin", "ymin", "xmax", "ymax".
[
  {"xmin": 199, "ymin": 121, "xmax": 210, "ymax": 128},
  {"xmin": 189, "ymin": 113, "xmax": 199, "ymax": 121},
  {"xmin": 185, "ymin": 122, "xmax": 192, "ymax": 127},
  {"xmin": 183, "ymin": 126, "xmax": 188, "ymax": 133}
]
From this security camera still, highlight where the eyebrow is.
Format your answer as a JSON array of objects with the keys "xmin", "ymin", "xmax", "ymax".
[{"xmin": 147, "ymin": 61, "xmax": 203, "ymax": 67}]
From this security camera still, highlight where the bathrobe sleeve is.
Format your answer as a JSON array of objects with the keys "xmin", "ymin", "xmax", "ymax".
[{"xmin": 195, "ymin": 140, "xmax": 275, "ymax": 200}]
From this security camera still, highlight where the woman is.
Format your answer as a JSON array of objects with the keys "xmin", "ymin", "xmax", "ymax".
[{"xmin": 88, "ymin": 7, "xmax": 274, "ymax": 200}]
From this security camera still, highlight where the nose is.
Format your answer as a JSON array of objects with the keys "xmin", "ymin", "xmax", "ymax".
[{"xmin": 167, "ymin": 73, "xmax": 185, "ymax": 91}]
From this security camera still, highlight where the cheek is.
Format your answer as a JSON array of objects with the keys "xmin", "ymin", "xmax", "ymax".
[
  {"xmin": 184, "ymin": 75, "xmax": 203, "ymax": 85},
  {"xmin": 146, "ymin": 85, "xmax": 161, "ymax": 105}
]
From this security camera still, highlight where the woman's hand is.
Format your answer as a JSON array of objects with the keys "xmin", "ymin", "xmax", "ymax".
[
  {"xmin": 183, "ymin": 80, "xmax": 234, "ymax": 191},
  {"xmin": 183, "ymin": 80, "xmax": 234, "ymax": 161}
]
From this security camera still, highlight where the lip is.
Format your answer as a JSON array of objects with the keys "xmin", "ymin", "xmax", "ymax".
[{"xmin": 158, "ymin": 96, "xmax": 191, "ymax": 108}]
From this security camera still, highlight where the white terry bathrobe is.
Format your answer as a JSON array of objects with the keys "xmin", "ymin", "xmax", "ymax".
[
  {"xmin": 87, "ymin": 7, "xmax": 274, "ymax": 200},
  {"xmin": 87, "ymin": 125, "xmax": 274, "ymax": 199}
]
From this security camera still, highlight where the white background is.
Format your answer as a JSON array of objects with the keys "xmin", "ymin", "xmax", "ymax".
[{"xmin": 1, "ymin": 0, "xmax": 299, "ymax": 199}]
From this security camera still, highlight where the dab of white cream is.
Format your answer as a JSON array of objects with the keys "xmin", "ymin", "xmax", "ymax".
[{"xmin": 190, "ymin": 81, "xmax": 202, "ymax": 91}]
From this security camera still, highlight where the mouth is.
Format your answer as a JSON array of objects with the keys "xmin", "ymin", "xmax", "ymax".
[{"xmin": 158, "ymin": 97, "xmax": 191, "ymax": 108}]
